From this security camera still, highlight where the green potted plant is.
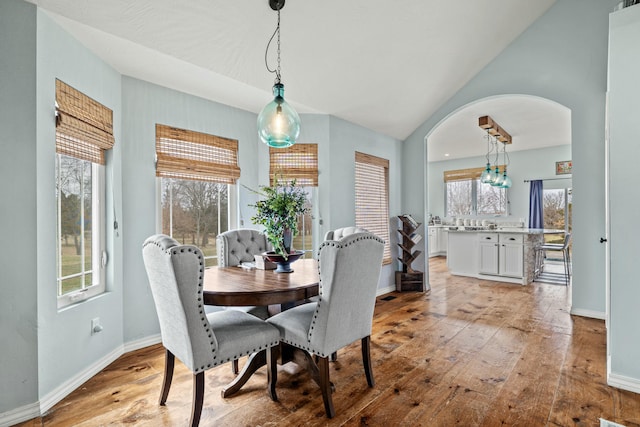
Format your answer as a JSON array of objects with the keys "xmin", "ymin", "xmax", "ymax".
[{"xmin": 248, "ymin": 178, "xmax": 309, "ymax": 272}]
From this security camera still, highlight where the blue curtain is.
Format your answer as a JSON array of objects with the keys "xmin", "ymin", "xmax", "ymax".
[{"xmin": 528, "ymin": 180, "xmax": 543, "ymax": 229}]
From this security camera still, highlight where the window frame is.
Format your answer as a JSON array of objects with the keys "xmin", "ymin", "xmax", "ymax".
[
  {"xmin": 55, "ymin": 79, "xmax": 113, "ymax": 309},
  {"xmin": 56, "ymin": 155, "xmax": 106, "ymax": 309},
  {"xmin": 444, "ymin": 166, "xmax": 508, "ymax": 217},
  {"xmin": 156, "ymin": 178, "xmax": 237, "ymax": 266},
  {"xmin": 154, "ymin": 124, "xmax": 241, "ymax": 266},
  {"xmin": 268, "ymin": 144, "xmax": 319, "ymax": 258}
]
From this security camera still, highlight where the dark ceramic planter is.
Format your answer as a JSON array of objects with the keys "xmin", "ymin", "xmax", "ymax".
[{"xmin": 262, "ymin": 250, "xmax": 304, "ymax": 273}]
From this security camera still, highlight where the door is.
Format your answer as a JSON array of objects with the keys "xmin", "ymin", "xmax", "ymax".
[
  {"xmin": 499, "ymin": 243, "xmax": 523, "ymax": 278},
  {"xmin": 479, "ymin": 234, "xmax": 498, "ymax": 275}
]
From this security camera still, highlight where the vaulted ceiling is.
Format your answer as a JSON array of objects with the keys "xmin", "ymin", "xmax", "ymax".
[{"xmin": 27, "ymin": 0, "xmax": 560, "ymax": 151}]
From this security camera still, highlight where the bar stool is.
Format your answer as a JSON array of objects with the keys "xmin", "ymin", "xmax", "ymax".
[{"xmin": 534, "ymin": 232, "xmax": 572, "ymax": 286}]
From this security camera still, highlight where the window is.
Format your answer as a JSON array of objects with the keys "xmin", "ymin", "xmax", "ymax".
[
  {"xmin": 543, "ymin": 187, "xmax": 572, "ymax": 244},
  {"xmin": 355, "ymin": 152, "xmax": 391, "ymax": 264},
  {"xmin": 444, "ymin": 166, "xmax": 507, "ymax": 217},
  {"xmin": 156, "ymin": 124, "xmax": 240, "ymax": 267},
  {"xmin": 55, "ymin": 79, "xmax": 113, "ymax": 308},
  {"xmin": 269, "ymin": 144, "xmax": 318, "ymax": 258}
]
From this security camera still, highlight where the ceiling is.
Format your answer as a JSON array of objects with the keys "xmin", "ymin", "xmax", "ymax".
[
  {"xmin": 427, "ymin": 95, "xmax": 571, "ymax": 162},
  {"xmin": 26, "ymin": 0, "xmax": 559, "ymax": 144}
]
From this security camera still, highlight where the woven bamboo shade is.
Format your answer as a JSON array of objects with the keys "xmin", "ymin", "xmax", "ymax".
[
  {"xmin": 444, "ymin": 165, "xmax": 505, "ymax": 182},
  {"xmin": 155, "ymin": 124, "xmax": 240, "ymax": 184},
  {"xmin": 269, "ymin": 144, "xmax": 318, "ymax": 186},
  {"xmin": 55, "ymin": 79, "xmax": 114, "ymax": 164},
  {"xmin": 355, "ymin": 151, "xmax": 391, "ymax": 264}
]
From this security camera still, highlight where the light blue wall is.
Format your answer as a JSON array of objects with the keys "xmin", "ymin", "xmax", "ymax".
[
  {"xmin": 325, "ymin": 116, "xmax": 409, "ymax": 283},
  {"xmin": 608, "ymin": 5, "xmax": 640, "ymax": 385},
  {"xmin": 120, "ymin": 77, "xmax": 264, "ymax": 342},
  {"xmin": 428, "ymin": 145, "xmax": 572, "ymax": 223},
  {"xmin": 0, "ymin": 0, "xmax": 39, "ymax": 413},
  {"xmin": 402, "ymin": 0, "xmax": 617, "ymax": 316},
  {"xmin": 36, "ymin": 9, "xmax": 123, "ymax": 399}
]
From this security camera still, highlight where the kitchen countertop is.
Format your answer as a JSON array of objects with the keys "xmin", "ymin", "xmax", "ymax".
[{"xmin": 446, "ymin": 227, "xmax": 565, "ymax": 234}]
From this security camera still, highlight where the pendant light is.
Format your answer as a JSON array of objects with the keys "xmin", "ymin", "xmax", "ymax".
[
  {"xmin": 498, "ymin": 140, "xmax": 512, "ymax": 188},
  {"xmin": 478, "ymin": 115, "xmax": 512, "ymax": 189},
  {"xmin": 480, "ymin": 131, "xmax": 495, "ymax": 184},
  {"xmin": 257, "ymin": 0, "xmax": 301, "ymax": 148}
]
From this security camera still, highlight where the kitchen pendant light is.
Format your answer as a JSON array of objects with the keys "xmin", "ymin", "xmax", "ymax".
[
  {"xmin": 257, "ymin": 0, "xmax": 300, "ymax": 148},
  {"xmin": 498, "ymin": 142, "xmax": 512, "ymax": 188},
  {"xmin": 478, "ymin": 115, "xmax": 512, "ymax": 189},
  {"xmin": 480, "ymin": 132, "xmax": 495, "ymax": 184}
]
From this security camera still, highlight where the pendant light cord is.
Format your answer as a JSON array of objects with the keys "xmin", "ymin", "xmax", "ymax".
[{"xmin": 264, "ymin": 7, "xmax": 282, "ymax": 84}]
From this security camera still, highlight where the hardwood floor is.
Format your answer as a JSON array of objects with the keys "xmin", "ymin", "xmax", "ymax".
[{"xmin": 17, "ymin": 257, "xmax": 640, "ymax": 426}]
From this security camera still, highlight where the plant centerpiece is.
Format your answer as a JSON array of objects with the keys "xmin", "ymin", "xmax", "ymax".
[{"xmin": 249, "ymin": 178, "xmax": 309, "ymax": 272}]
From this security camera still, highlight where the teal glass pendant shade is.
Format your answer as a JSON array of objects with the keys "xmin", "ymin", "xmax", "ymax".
[
  {"xmin": 257, "ymin": 83, "xmax": 300, "ymax": 148},
  {"xmin": 480, "ymin": 163, "xmax": 493, "ymax": 184},
  {"xmin": 500, "ymin": 169, "xmax": 512, "ymax": 188}
]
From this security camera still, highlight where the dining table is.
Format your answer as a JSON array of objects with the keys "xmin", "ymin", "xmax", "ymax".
[{"xmin": 203, "ymin": 258, "xmax": 320, "ymax": 397}]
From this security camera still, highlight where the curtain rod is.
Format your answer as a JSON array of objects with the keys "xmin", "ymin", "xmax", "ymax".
[{"xmin": 523, "ymin": 176, "xmax": 572, "ymax": 183}]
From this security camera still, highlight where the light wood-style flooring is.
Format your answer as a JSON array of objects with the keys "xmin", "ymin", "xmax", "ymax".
[{"xmin": 17, "ymin": 257, "xmax": 640, "ymax": 426}]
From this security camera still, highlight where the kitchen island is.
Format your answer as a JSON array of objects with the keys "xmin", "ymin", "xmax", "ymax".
[{"xmin": 446, "ymin": 228, "xmax": 563, "ymax": 285}]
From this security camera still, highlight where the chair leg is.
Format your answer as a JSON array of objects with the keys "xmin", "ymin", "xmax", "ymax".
[
  {"xmin": 190, "ymin": 372, "xmax": 205, "ymax": 427},
  {"xmin": 317, "ymin": 356, "xmax": 336, "ymax": 418},
  {"xmin": 330, "ymin": 351, "xmax": 338, "ymax": 362},
  {"xmin": 361, "ymin": 336, "xmax": 375, "ymax": 387},
  {"xmin": 231, "ymin": 359, "xmax": 239, "ymax": 375},
  {"xmin": 159, "ymin": 349, "xmax": 175, "ymax": 406},
  {"xmin": 267, "ymin": 345, "xmax": 278, "ymax": 401}
]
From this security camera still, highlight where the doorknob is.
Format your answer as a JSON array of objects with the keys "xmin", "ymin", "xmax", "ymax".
[{"xmin": 600, "ymin": 237, "xmax": 608, "ymax": 243}]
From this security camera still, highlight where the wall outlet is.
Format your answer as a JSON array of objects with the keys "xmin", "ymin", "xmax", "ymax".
[{"xmin": 91, "ymin": 317, "xmax": 103, "ymax": 335}]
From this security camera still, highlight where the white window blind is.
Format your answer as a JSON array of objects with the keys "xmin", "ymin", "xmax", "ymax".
[{"xmin": 355, "ymin": 151, "xmax": 391, "ymax": 264}]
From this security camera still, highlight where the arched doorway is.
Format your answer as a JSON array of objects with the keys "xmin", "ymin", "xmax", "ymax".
[{"xmin": 423, "ymin": 94, "xmax": 572, "ymax": 286}]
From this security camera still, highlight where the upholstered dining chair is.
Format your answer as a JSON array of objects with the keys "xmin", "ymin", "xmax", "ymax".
[
  {"xmin": 142, "ymin": 234, "xmax": 280, "ymax": 427},
  {"xmin": 267, "ymin": 232, "xmax": 385, "ymax": 418},
  {"xmin": 322, "ymin": 226, "xmax": 368, "ymax": 362},
  {"xmin": 216, "ymin": 229, "xmax": 272, "ymax": 373},
  {"xmin": 323, "ymin": 226, "xmax": 368, "ymax": 241}
]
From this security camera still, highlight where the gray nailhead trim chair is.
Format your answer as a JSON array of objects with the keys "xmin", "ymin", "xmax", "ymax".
[
  {"xmin": 142, "ymin": 234, "xmax": 280, "ymax": 427},
  {"xmin": 322, "ymin": 226, "xmax": 368, "ymax": 361},
  {"xmin": 216, "ymin": 229, "xmax": 272, "ymax": 374},
  {"xmin": 323, "ymin": 226, "xmax": 368, "ymax": 241},
  {"xmin": 267, "ymin": 232, "xmax": 385, "ymax": 418}
]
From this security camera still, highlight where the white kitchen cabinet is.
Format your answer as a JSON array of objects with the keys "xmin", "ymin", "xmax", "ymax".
[
  {"xmin": 428, "ymin": 227, "xmax": 439, "ymax": 256},
  {"xmin": 428, "ymin": 226, "xmax": 447, "ymax": 257},
  {"xmin": 478, "ymin": 233, "xmax": 523, "ymax": 278},
  {"xmin": 498, "ymin": 234, "xmax": 524, "ymax": 278},
  {"xmin": 479, "ymin": 234, "xmax": 499, "ymax": 275}
]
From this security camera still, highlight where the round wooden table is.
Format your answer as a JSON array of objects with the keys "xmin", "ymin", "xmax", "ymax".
[
  {"xmin": 203, "ymin": 258, "xmax": 319, "ymax": 306},
  {"xmin": 202, "ymin": 258, "xmax": 320, "ymax": 397}
]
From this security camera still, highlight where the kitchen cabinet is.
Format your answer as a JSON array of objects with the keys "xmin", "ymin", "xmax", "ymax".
[
  {"xmin": 499, "ymin": 234, "xmax": 524, "ymax": 278},
  {"xmin": 478, "ymin": 233, "xmax": 523, "ymax": 278},
  {"xmin": 479, "ymin": 234, "xmax": 499, "ymax": 275},
  {"xmin": 428, "ymin": 226, "xmax": 448, "ymax": 257},
  {"xmin": 448, "ymin": 230, "xmax": 531, "ymax": 284}
]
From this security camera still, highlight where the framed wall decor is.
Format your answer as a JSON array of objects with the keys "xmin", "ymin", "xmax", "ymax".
[{"xmin": 556, "ymin": 160, "xmax": 572, "ymax": 175}]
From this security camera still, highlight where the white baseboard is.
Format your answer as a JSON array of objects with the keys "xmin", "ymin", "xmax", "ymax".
[
  {"xmin": 39, "ymin": 344, "xmax": 124, "ymax": 414},
  {"xmin": 376, "ymin": 285, "xmax": 397, "ymax": 296},
  {"xmin": 608, "ymin": 371, "xmax": 640, "ymax": 394},
  {"xmin": 0, "ymin": 402, "xmax": 40, "ymax": 427},
  {"xmin": 123, "ymin": 334, "xmax": 162, "ymax": 353},
  {"xmin": 570, "ymin": 307, "xmax": 606, "ymax": 320},
  {"xmin": 1, "ymin": 334, "xmax": 163, "ymax": 426}
]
